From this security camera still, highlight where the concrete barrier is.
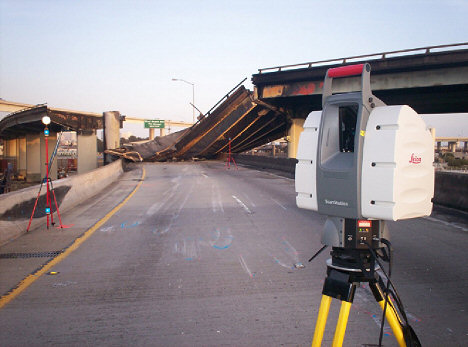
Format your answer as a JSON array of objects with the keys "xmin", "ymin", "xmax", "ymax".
[
  {"xmin": 0, "ymin": 159, "xmax": 123, "ymax": 246},
  {"xmin": 233, "ymin": 154, "xmax": 297, "ymax": 178},
  {"xmin": 234, "ymin": 154, "xmax": 468, "ymax": 212},
  {"xmin": 433, "ymin": 171, "xmax": 468, "ymax": 212}
]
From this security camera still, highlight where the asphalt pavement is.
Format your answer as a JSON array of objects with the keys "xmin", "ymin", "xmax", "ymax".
[{"xmin": 0, "ymin": 161, "xmax": 467, "ymax": 346}]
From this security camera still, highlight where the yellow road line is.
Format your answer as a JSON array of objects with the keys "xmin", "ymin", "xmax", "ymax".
[{"xmin": 0, "ymin": 167, "xmax": 146, "ymax": 310}]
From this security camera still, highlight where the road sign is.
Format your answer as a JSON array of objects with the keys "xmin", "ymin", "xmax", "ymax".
[{"xmin": 144, "ymin": 120, "xmax": 165, "ymax": 128}]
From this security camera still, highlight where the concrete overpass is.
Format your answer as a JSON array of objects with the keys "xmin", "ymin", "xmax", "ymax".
[
  {"xmin": 253, "ymin": 42, "xmax": 468, "ymax": 114},
  {"xmin": 124, "ymin": 117, "xmax": 193, "ymax": 139},
  {"xmin": 0, "ymin": 100, "xmax": 193, "ymax": 181},
  {"xmin": 434, "ymin": 137, "xmax": 468, "ymax": 152},
  {"xmin": 0, "ymin": 104, "xmax": 107, "ymax": 182},
  {"xmin": 252, "ymin": 42, "xmax": 468, "ymax": 157},
  {"xmin": 0, "ymin": 99, "xmax": 192, "ymax": 140}
]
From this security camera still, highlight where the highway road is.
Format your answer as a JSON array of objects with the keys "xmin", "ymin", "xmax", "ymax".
[{"xmin": 1, "ymin": 161, "xmax": 467, "ymax": 346}]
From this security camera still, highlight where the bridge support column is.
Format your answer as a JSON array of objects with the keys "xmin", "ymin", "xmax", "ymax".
[
  {"xmin": 77, "ymin": 131, "xmax": 98, "ymax": 174},
  {"xmin": 437, "ymin": 141, "xmax": 441, "ymax": 153},
  {"xmin": 287, "ymin": 118, "xmax": 305, "ymax": 158},
  {"xmin": 149, "ymin": 128, "xmax": 155, "ymax": 140},
  {"xmin": 26, "ymin": 134, "xmax": 41, "ymax": 182},
  {"xmin": 464, "ymin": 142, "xmax": 468, "ymax": 153},
  {"xmin": 4, "ymin": 138, "xmax": 17, "ymax": 161},
  {"xmin": 448, "ymin": 142, "xmax": 457, "ymax": 152},
  {"xmin": 160, "ymin": 128, "xmax": 166, "ymax": 137},
  {"xmin": 103, "ymin": 111, "xmax": 121, "ymax": 164},
  {"xmin": 18, "ymin": 137, "xmax": 26, "ymax": 179}
]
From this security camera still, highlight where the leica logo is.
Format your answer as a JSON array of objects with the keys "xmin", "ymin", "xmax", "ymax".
[{"xmin": 409, "ymin": 153, "xmax": 421, "ymax": 164}]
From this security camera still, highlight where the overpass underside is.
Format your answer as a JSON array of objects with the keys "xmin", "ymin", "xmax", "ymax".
[{"xmin": 107, "ymin": 86, "xmax": 289, "ymax": 162}]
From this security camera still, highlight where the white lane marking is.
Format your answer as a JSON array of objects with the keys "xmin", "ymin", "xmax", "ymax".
[
  {"xmin": 232, "ymin": 195, "xmax": 253, "ymax": 214},
  {"xmin": 242, "ymin": 193, "xmax": 256, "ymax": 207},
  {"xmin": 271, "ymin": 198, "xmax": 287, "ymax": 210},
  {"xmin": 202, "ymin": 173, "xmax": 208, "ymax": 178},
  {"xmin": 239, "ymin": 255, "xmax": 254, "ymax": 278},
  {"xmin": 423, "ymin": 216, "xmax": 468, "ymax": 232},
  {"xmin": 146, "ymin": 176, "xmax": 181, "ymax": 216},
  {"xmin": 211, "ymin": 183, "xmax": 224, "ymax": 213}
]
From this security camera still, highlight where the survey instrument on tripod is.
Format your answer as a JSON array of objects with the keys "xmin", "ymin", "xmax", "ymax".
[
  {"xmin": 26, "ymin": 116, "xmax": 68, "ymax": 232},
  {"xmin": 225, "ymin": 137, "xmax": 238, "ymax": 170},
  {"xmin": 295, "ymin": 63, "xmax": 434, "ymax": 346}
]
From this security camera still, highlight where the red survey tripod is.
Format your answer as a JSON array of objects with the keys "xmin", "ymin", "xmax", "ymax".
[
  {"xmin": 26, "ymin": 117, "xmax": 66, "ymax": 231},
  {"xmin": 225, "ymin": 138, "xmax": 238, "ymax": 170}
]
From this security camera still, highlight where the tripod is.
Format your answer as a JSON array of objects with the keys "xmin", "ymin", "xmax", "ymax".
[
  {"xmin": 26, "ymin": 127, "xmax": 67, "ymax": 231},
  {"xmin": 312, "ymin": 248, "xmax": 411, "ymax": 347},
  {"xmin": 225, "ymin": 138, "xmax": 238, "ymax": 170}
]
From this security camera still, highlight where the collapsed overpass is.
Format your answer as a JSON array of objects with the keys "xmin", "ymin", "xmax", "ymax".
[{"xmin": 107, "ymin": 81, "xmax": 288, "ymax": 162}]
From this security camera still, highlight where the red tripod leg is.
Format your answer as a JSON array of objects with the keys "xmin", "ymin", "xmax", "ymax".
[
  {"xmin": 51, "ymin": 188, "xmax": 63, "ymax": 228},
  {"xmin": 26, "ymin": 182, "xmax": 44, "ymax": 232},
  {"xmin": 231, "ymin": 155, "xmax": 238, "ymax": 170},
  {"xmin": 48, "ymin": 179, "xmax": 55, "ymax": 226}
]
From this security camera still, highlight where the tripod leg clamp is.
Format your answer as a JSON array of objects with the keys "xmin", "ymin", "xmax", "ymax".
[{"xmin": 323, "ymin": 269, "xmax": 356, "ymax": 303}]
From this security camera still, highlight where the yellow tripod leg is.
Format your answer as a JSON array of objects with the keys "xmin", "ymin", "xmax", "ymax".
[
  {"xmin": 378, "ymin": 299, "xmax": 407, "ymax": 347},
  {"xmin": 312, "ymin": 295, "xmax": 332, "ymax": 347},
  {"xmin": 332, "ymin": 301, "xmax": 352, "ymax": 347}
]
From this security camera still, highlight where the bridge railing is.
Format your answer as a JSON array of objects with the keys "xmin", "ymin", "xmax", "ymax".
[{"xmin": 257, "ymin": 42, "xmax": 468, "ymax": 74}]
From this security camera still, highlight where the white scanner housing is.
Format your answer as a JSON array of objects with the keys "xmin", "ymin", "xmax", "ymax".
[
  {"xmin": 361, "ymin": 105, "xmax": 434, "ymax": 220},
  {"xmin": 295, "ymin": 105, "xmax": 434, "ymax": 221}
]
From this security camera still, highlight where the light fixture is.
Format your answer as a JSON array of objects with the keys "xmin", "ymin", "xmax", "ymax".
[
  {"xmin": 172, "ymin": 78, "xmax": 195, "ymax": 124},
  {"xmin": 42, "ymin": 116, "xmax": 51, "ymax": 125}
]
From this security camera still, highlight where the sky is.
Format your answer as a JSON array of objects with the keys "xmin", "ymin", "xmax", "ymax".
[{"xmin": 1, "ymin": 0, "xmax": 467, "ymax": 138}]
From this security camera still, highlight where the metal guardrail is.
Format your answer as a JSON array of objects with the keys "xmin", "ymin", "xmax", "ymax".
[
  {"xmin": 258, "ymin": 42, "xmax": 468, "ymax": 74},
  {"xmin": 189, "ymin": 77, "xmax": 248, "ymax": 130},
  {"xmin": 204, "ymin": 77, "xmax": 248, "ymax": 117}
]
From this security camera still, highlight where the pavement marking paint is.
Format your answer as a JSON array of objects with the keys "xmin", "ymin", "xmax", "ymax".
[
  {"xmin": 120, "ymin": 221, "xmax": 140, "ymax": 229},
  {"xmin": 239, "ymin": 255, "xmax": 254, "ymax": 278},
  {"xmin": 271, "ymin": 198, "xmax": 287, "ymax": 210},
  {"xmin": 423, "ymin": 216, "xmax": 468, "ymax": 232},
  {"xmin": 0, "ymin": 167, "xmax": 146, "ymax": 310},
  {"xmin": 232, "ymin": 195, "xmax": 253, "ymax": 214}
]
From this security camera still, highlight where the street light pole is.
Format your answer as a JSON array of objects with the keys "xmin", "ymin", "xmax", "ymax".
[{"xmin": 172, "ymin": 78, "xmax": 195, "ymax": 124}]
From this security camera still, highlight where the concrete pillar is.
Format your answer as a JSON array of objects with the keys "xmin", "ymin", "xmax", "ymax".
[
  {"xmin": 160, "ymin": 128, "xmax": 166, "ymax": 137},
  {"xmin": 464, "ymin": 141, "xmax": 468, "ymax": 153},
  {"xmin": 3, "ymin": 138, "xmax": 18, "ymax": 174},
  {"xmin": 437, "ymin": 142, "xmax": 441, "ymax": 153},
  {"xmin": 40, "ymin": 132, "xmax": 57, "ymax": 181},
  {"xmin": 18, "ymin": 137, "xmax": 27, "ymax": 178},
  {"xmin": 287, "ymin": 118, "xmax": 305, "ymax": 159},
  {"xmin": 77, "ymin": 132, "xmax": 98, "ymax": 174},
  {"xmin": 6, "ymin": 138, "xmax": 17, "ymax": 158},
  {"xmin": 26, "ymin": 133, "xmax": 41, "ymax": 182},
  {"xmin": 448, "ymin": 142, "xmax": 456, "ymax": 152},
  {"xmin": 103, "ymin": 111, "xmax": 121, "ymax": 164},
  {"xmin": 149, "ymin": 128, "xmax": 155, "ymax": 140},
  {"xmin": 429, "ymin": 128, "xmax": 436, "ymax": 150}
]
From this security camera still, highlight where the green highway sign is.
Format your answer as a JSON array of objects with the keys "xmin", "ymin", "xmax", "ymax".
[{"xmin": 144, "ymin": 119, "xmax": 165, "ymax": 129}]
